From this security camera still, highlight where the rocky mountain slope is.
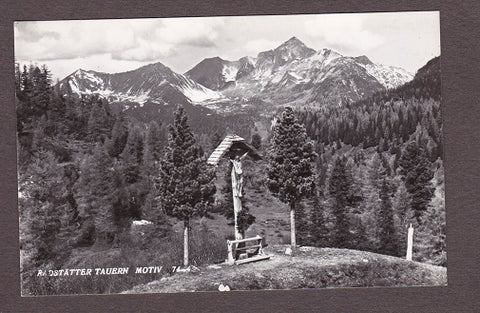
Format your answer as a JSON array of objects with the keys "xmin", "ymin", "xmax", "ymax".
[
  {"xmin": 57, "ymin": 37, "xmax": 413, "ymax": 117},
  {"xmin": 58, "ymin": 62, "xmax": 224, "ymax": 108},
  {"xmin": 186, "ymin": 37, "xmax": 413, "ymax": 106}
]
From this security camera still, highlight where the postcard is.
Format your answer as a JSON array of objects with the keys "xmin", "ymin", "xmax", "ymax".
[{"xmin": 14, "ymin": 11, "xmax": 445, "ymax": 296}]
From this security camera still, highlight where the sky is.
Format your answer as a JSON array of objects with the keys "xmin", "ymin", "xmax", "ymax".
[{"xmin": 14, "ymin": 11, "xmax": 440, "ymax": 81}]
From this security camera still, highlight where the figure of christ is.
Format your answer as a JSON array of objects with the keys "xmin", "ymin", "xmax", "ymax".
[{"xmin": 231, "ymin": 152, "xmax": 248, "ymax": 197}]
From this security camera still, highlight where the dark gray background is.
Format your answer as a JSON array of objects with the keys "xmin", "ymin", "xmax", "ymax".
[{"xmin": 1, "ymin": 0, "xmax": 479, "ymax": 312}]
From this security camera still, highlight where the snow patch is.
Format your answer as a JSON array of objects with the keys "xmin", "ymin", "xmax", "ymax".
[
  {"xmin": 179, "ymin": 85, "xmax": 223, "ymax": 103},
  {"xmin": 68, "ymin": 79, "xmax": 80, "ymax": 94},
  {"xmin": 359, "ymin": 63, "xmax": 413, "ymax": 89},
  {"xmin": 81, "ymin": 71, "xmax": 104, "ymax": 86},
  {"xmin": 222, "ymin": 65, "xmax": 239, "ymax": 82}
]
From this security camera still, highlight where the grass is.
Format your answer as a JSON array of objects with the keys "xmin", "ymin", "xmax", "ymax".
[
  {"xmin": 126, "ymin": 246, "xmax": 447, "ymax": 293},
  {"xmin": 21, "ymin": 223, "xmax": 227, "ymax": 296}
]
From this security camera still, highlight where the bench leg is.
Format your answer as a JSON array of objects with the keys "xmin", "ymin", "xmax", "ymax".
[{"xmin": 227, "ymin": 241, "xmax": 235, "ymax": 265}]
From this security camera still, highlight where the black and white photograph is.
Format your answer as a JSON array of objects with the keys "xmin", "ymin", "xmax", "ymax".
[{"xmin": 14, "ymin": 11, "xmax": 445, "ymax": 296}]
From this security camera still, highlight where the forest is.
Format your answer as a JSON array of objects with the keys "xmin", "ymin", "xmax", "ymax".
[{"xmin": 16, "ymin": 56, "xmax": 445, "ymax": 295}]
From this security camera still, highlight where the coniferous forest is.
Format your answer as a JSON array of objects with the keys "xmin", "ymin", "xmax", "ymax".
[{"xmin": 16, "ymin": 56, "xmax": 445, "ymax": 295}]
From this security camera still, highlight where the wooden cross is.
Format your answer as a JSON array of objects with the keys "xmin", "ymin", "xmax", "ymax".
[{"xmin": 207, "ymin": 135, "xmax": 261, "ymax": 240}]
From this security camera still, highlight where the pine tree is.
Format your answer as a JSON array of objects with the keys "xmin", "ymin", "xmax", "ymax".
[
  {"xmin": 17, "ymin": 65, "xmax": 35, "ymax": 133},
  {"xmin": 392, "ymin": 180, "xmax": 413, "ymax": 256},
  {"xmin": 120, "ymin": 126, "xmax": 144, "ymax": 184},
  {"xmin": 108, "ymin": 113, "xmax": 129, "ymax": 158},
  {"xmin": 143, "ymin": 121, "xmax": 165, "ymax": 168},
  {"xmin": 377, "ymin": 178, "xmax": 398, "ymax": 255},
  {"xmin": 158, "ymin": 107, "xmax": 216, "ymax": 266},
  {"xmin": 358, "ymin": 153, "xmax": 386, "ymax": 250},
  {"xmin": 328, "ymin": 156, "xmax": 352, "ymax": 248},
  {"xmin": 87, "ymin": 96, "xmax": 113, "ymax": 143},
  {"xmin": 74, "ymin": 144, "xmax": 117, "ymax": 243},
  {"xmin": 267, "ymin": 107, "xmax": 316, "ymax": 248},
  {"xmin": 119, "ymin": 126, "xmax": 146, "ymax": 219},
  {"xmin": 31, "ymin": 65, "xmax": 52, "ymax": 118},
  {"xmin": 399, "ymin": 141, "xmax": 434, "ymax": 222},
  {"xmin": 142, "ymin": 121, "xmax": 167, "ymax": 224},
  {"xmin": 415, "ymin": 165, "xmax": 446, "ymax": 266},
  {"xmin": 56, "ymin": 163, "xmax": 81, "ymax": 251},
  {"xmin": 15, "ymin": 63, "xmax": 22, "ymax": 98},
  {"xmin": 23, "ymin": 149, "xmax": 64, "ymax": 264},
  {"xmin": 309, "ymin": 194, "xmax": 329, "ymax": 247}
]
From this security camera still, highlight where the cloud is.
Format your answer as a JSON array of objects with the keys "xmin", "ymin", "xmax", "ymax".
[
  {"xmin": 304, "ymin": 14, "xmax": 385, "ymax": 54},
  {"xmin": 244, "ymin": 39, "xmax": 280, "ymax": 55},
  {"xmin": 157, "ymin": 17, "xmax": 222, "ymax": 47},
  {"xmin": 111, "ymin": 39, "xmax": 177, "ymax": 62},
  {"xmin": 14, "ymin": 17, "xmax": 224, "ymax": 62},
  {"xmin": 15, "ymin": 19, "xmax": 142, "ymax": 60}
]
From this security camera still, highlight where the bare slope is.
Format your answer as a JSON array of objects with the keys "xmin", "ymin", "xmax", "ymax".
[{"xmin": 126, "ymin": 246, "xmax": 446, "ymax": 293}]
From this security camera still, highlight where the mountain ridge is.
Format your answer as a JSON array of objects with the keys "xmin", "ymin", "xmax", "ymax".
[
  {"xmin": 185, "ymin": 37, "xmax": 413, "ymax": 107},
  {"xmin": 57, "ymin": 37, "xmax": 414, "ymax": 117},
  {"xmin": 59, "ymin": 61, "xmax": 223, "ymax": 106}
]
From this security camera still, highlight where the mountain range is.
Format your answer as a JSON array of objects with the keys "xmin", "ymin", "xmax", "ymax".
[{"xmin": 58, "ymin": 37, "xmax": 413, "ymax": 116}]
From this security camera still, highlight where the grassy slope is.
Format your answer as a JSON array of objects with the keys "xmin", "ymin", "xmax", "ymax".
[{"xmin": 126, "ymin": 245, "xmax": 446, "ymax": 293}]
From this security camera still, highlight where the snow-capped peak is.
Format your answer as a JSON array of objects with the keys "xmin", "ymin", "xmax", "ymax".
[
  {"xmin": 58, "ymin": 62, "xmax": 223, "ymax": 106},
  {"xmin": 356, "ymin": 59, "xmax": 413, "ymax": 89}
]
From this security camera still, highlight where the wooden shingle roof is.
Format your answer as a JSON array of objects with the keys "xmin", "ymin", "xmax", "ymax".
[{"xmin": 207, "ymin": 134, "xmax": 261, "ymax": 166}]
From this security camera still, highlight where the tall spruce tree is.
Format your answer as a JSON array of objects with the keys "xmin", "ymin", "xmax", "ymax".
[
  {"xmin": 108, "ymin": 113, "xmax": 129, "ymax": 158},
  {"xmin": 74, "ymin": 144, "xmax": 117, "ymax": 243},
  {"xmin": 267, "ymin": 107, "xmax": 316, "ymax": 248},
  {"xmin": 87, "ymin": 96, "xmax": 113, "ymax": 143},
  {"xmin": 328, "ymin": 156, "xmax": 352, "ymax": 248},
  {"xmin": 143, "ymin": 121, "xmax": 165, "ymax": 170},
  {"xmin": 119, "ymin": 126, "xmax": 146, "ymax": 219},
  {"xmin": 120, "ymin": 126, "xmax": 144, "ymax": 184},
  {"xmin": 399, "ymin": 141, "xmax": 434, "ymax": 223},
  {"xmin": 415, "ymin": 164, "xmax": 446, "ymax": 266},
  {"xmin": 158, "ymin": 107, "xmax": 216, "ymax": 266},
  {"xmin": 24, "ymin": 149, "xmax": 64, "ymax": 264},
  {"xmin": 309, "ymin": 194, "xmax": 329, "ymax": 247},
  {"xmin": 377, "ymin": 178, "xmax": 398, "ymax": 255},
  {"xmin": 142, "ymin": 121, "xmax": 166, "ymax": 224}
]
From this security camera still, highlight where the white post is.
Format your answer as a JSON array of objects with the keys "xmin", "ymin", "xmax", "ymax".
[
  {"xmin": 406, "ymin": 223, "xmax": 414, "ymax": 261},
  {"xmin": 290, "ymin": 208, "xmax": 296, "ymax": 248},
  {"xmin": 183, "ymin": 220, "xmax": 189, "ymax": 267}
]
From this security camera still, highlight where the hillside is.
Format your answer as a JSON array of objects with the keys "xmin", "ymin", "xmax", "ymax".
[{"xmin": 126, "ymin": 246, "xmax": 446, "ymax": 293}]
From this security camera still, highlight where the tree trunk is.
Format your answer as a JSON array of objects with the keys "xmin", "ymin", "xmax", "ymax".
[
  {"xmin": 290, "ymin": 202, "xmax": 296, "ymax": 248},
  {"xmin": 183, "ymin": 219, "xmax": 189, "ymax": 267}
]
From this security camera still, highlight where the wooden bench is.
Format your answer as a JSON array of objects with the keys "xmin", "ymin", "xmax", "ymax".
[{"xmin": 226, "ymin": 235, "xmax": 270, "ymax": 265}]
